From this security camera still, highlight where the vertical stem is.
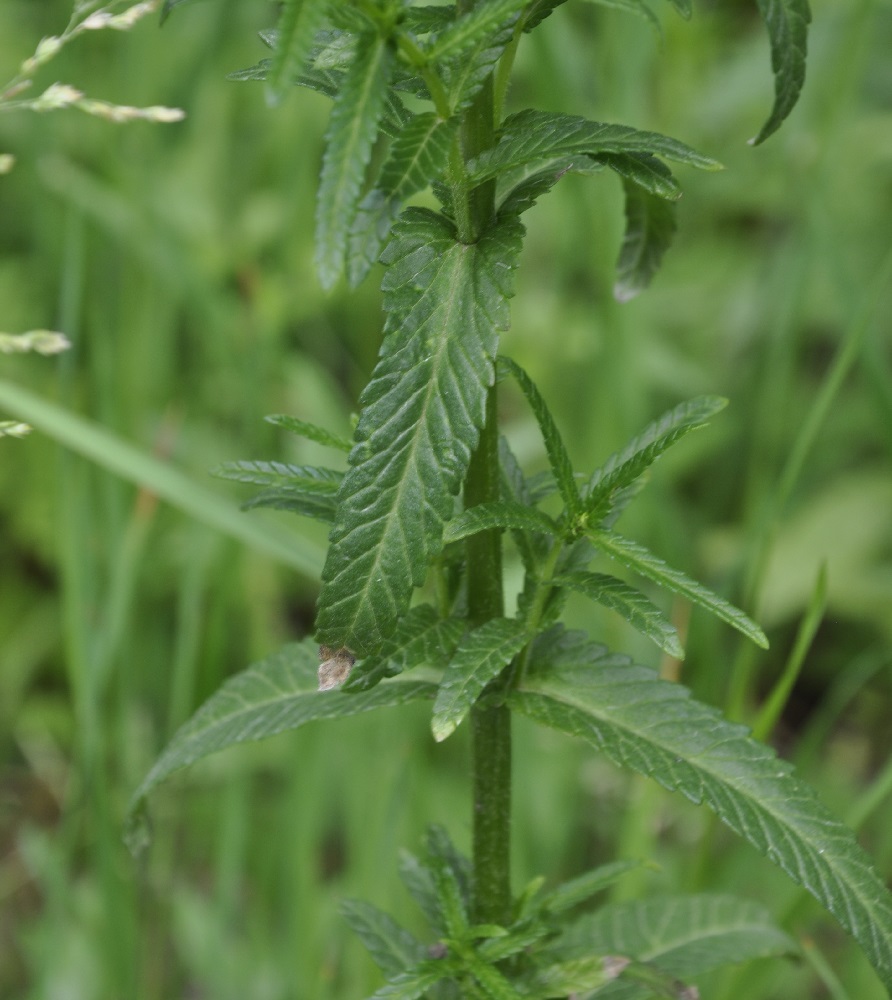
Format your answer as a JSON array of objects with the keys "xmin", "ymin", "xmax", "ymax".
[
  {"xmin": 456, "ymin": 4, "xmax": 512, "ymax": 924},
  {"xmin": 467, "ymin": 386, "xmax": 513, "ymax": 927}
]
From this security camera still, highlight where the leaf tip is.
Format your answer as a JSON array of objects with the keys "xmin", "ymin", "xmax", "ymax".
[
  {"xmin": 613, "ymin": 281, "xmax": 641, "ymax": 304},
  {"xmin": 122, "ymin": 798, "xmax": 153, "ymax": 858},
  {"xmin": 432, "ymin": 716, "xmax": 456, "ymax": 743}
]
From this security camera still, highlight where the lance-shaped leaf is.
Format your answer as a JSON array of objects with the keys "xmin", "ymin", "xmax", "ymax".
[
  {"xmin": 496, "ymin": 155, "xmax": 605, "ymax": 217},
  {"xmin": 425, "ymin": 0, "xmax": 526, "ymax": 64},
  {"xmin": 556, "ymin": 570, "xmax": 684, "ymax": 658},
  {"xmin": 228, "ymin": 59, "xmax": 411, "ymax": 139},
  {"xmin": 582, "ymin": 396, "xmax": 727, "ymax": 525},
  {"xmin": 461, "ymin": 951, "xmax": 527, "ymax": 1000},
  {"xmin": 510, "ymin": 629, "xmax": 892, "ymax": 993},
  {"xmin": 315, "ymin": 32, "xmax": 394, "ymax": 288},
  {"xmin": 435, "ymin": 2, "xmax": 524, "ymax": 112},
  {"xmin": 523, "ymin": 956, "xmax": 614, "ymax": 997},
  {"xmin": 590, "ymin": 529, "xmax": 768, "ymax": 648},
  {"xmin": 214, "ymin": 460, "xmax": 342, "ymax": 522},
  {"xmin": 432, "ymin": 617, "xmax": 529, "ymax": 741},
  {"xmin": 349, "ymin": 112, "xmax": 458, "ymax": 287},
  {"xmin": 469, "ymin": 110, "xmax": 722, "ymax": 186},
  {"xmin": 614, "ymin": 180, "xmax": 678, "ymax": 301},
  {"xmin": 316, "ymin": 210, "xmax": 524, "ymax": 656},
  {"xmin": 372, "ymin": 964, "xmax": 458, "ymax": 1000},
  {"xmin": 552, "ymin": 895, "xmax": 798, "ymax": 998},
  {"xmin": 265, "ymin": 414, "xmax": 352, "ymax": 452},
  {"xmin": 443, "ymin": 501, "xmax": 559, "ymax": 545},
  {"xmin": 125, "ymin": 640, "xmax": 436, "ymax": 850},
  {"xmin": 499, "ymin": 356, "xmax": 581, "ymax": 517},
  {"xmin": 752, "ymin": 0, "xmax": 811, "ymax": 144},
  {"xmin": 521, "ymin": 0, "xmax": 570, "ymax": 32},
  {"xmin": 539, "ymin": 859, "xmax": 648, "ymax": 915},
  {"xmin": 499, "ymin": 437, "xmax": 552, "ymax": 572},
  {"xmin": 600, "ymin": 152, "xmax": 680, "ymax": 200},
  {"xmin": 345, "ymin": 604, "xmax": 465, "ymax": 691},
  {"xmin": 340, "ymin": 899, "xmax": 426, "ymax": 978},
  {"xmin": 265, "ymin": 0, "xmax": 331, "ymax": 105}
]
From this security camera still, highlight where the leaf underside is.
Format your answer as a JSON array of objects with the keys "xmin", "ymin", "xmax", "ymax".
[
  {"xmin": 590, "ymin": 529, "xmax": 768, "ymax": 648},
  {"xmin": 469, "ymin": 110, "xmax": 722, "ymax": 186},
  {"xmin": 315, "ymin": 210, "xmax": 524, "ymax": 656},
  {"xmin": 125, "ymin": 640, "xmax": 435, "ymax": 850},
  {"xmin": 613, "ymin": 179, "xmax": 678, "ymax": 301},
  {"xmin": 752, "ymin": 0, "xmax": 811, "ymax": 144},
  {"xmin": 552, "ymin": 895, "xmax": 797, "ymax": 1000},
  {"xmin": 511, "ymin": 628, "xmax": 892, "ymax": 994},
  {"xmin": 315, "ymin": 32, "xmax": 394, "ymax": 289}
]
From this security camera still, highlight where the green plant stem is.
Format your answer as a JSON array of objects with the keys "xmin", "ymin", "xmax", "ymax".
[{"xmin": 457, "ymin": 18, "xmax": 511, "ymax": 923}]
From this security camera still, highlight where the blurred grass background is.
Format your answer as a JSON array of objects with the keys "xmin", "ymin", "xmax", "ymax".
[{"xmin": 1, "ymin": 0, "xmax": 891, "ymax": 997}]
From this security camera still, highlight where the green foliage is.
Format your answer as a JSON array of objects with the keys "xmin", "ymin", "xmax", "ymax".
[
  {"xmin": 752, "ymin": 0, "xmax": 812, "ymax": 144},
  {"xmin": 315, "ymin": 210, "xmax": 524, "ymax": 656},
  {"xmin": 117, "ymin": 1, "xmax": 892, "ymax": 997},
  {"xmin": 265, "ymin": 0, "xmax": 332, "ymax": 106},
  {"xmin": 315, "ymin": 31, "xmax": 394, "ymax": 288},
  {"xmin": 552, "ymin": 895, "xmax": 799, "ymax": 997}
]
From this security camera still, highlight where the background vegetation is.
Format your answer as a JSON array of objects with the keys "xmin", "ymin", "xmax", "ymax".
[{"xmin": 1, "ymin": 0, "xmax": 891, "ymax": 996}]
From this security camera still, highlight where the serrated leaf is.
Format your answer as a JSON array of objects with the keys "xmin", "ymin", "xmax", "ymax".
[
  {"xmin": 240, "ymin": 485, "xmax": 337, "ymax": 522},
  {"xmin": 371, "ymin": 964, "xmax": 455, "ymax": 1000},
  {"xmin": 498, "ymin": 437, "xmax": 552, "ymax": 572},
  {"xmin": 521, "ymin": 0, "xmax": 570, "ymax": 32},
  {"xmin": 426, "ymin": 824, "xmax": 473, "ymax": 911},
  {"xmin": 340, "ymin": 899, "xmax": 426, "ymax": 978},
  {"xmin": 315, "ymin": 33, "xmax": 394, "ymax": 288},
  {"xmin": 524, "ymin": 955, "xmax": 614, "ymax": 997},
  {"xmin": 425, "ymin": 0, "xmax": 526, "ymax": 64},
  {"xmin": 469, "ymin": 110, "xmax": 722, "ymax": 186},
  {"xmin": 511, "ymin": 629, "xmax": 892, "ymax": 992},
  {"xmin": 229, "ymin": 57, "xmax": 410, "ymax": 139},
  {"xmin": 600, "ymin": 153, "xmax": 680, "ymax": 200},
  {"xmin": 227, "ymin": 58, "xmax": 273, "ymax": 83},
  {"xmin": 613, "ymin": 180, "xmax": 678, "ymax": 301},
  {"xmin": 582, "ymin": 396, "xmax": 727, "ymax": 525},
  {"xmin": 315, "ymin": 210, "xmax": 524, "ymax": 656},
  {"xmin": 751, "ymin": 0, "xmax": 811, "ymax": 144},
  {"xmin": 540, "ymin": 859, "xmax": 648, "ymax": 915},
  {"xmin": 432, "ymin": 618, "xmax": 529, "ymax": 741},
  {"xmin": 496, "ymin": 155, "xmax": 604, "ymax": 217},
  {"xmin": 346, "ymin": 605, "xmax": 465, "ymax": 691},
  {"xmin": 553, "ymin": 895, "xmax": 798, "ymax": 999},
  {"xmin": 557, "ymin": 571, "xmax": 683, "ymax": 658},
  {"xmin": 265, "ymin": 413, "xmax": 352, "ymax": 452},
  {"xmin": 498, "ymin": 356, "xmax": 580, "ymax": 517},
  {"xmin": 125, "ymin": 640, "xmax": 436, "ymax": 846},
  {"xmin": 432, "ymin": 857, "xmax": 470, "ymax": 938},
  {"xmin": 404, "ymin": 6, "xmax": 455, "ymax": 35},
  {"xmin": 214, "ymin": 459, "xmax": 342, "ymax": 489},
  {"xmin": 437, "ymin": 4, "xmax": 521, "ymax": 113},
  {"xmin": 349, "ymin": 113, "xmax": 458, "ymax": 287},
  {"xmin": 266, "ymin": 0, "xmax": 331, "ymax": 105},
  {"xmin": 477, "ymin": 921, "xmax": 550, "ymax": 963},
  {"xmin": 590, "ymin": 529, "xmax": 768, "ymax": 648},
  {"xmin": 463, "ymin": 952, "xmax": 527, "ymax": 1000},
  {"xmin": 443, "ymin": 501, "xmax": 559, "ymax": 545}
]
